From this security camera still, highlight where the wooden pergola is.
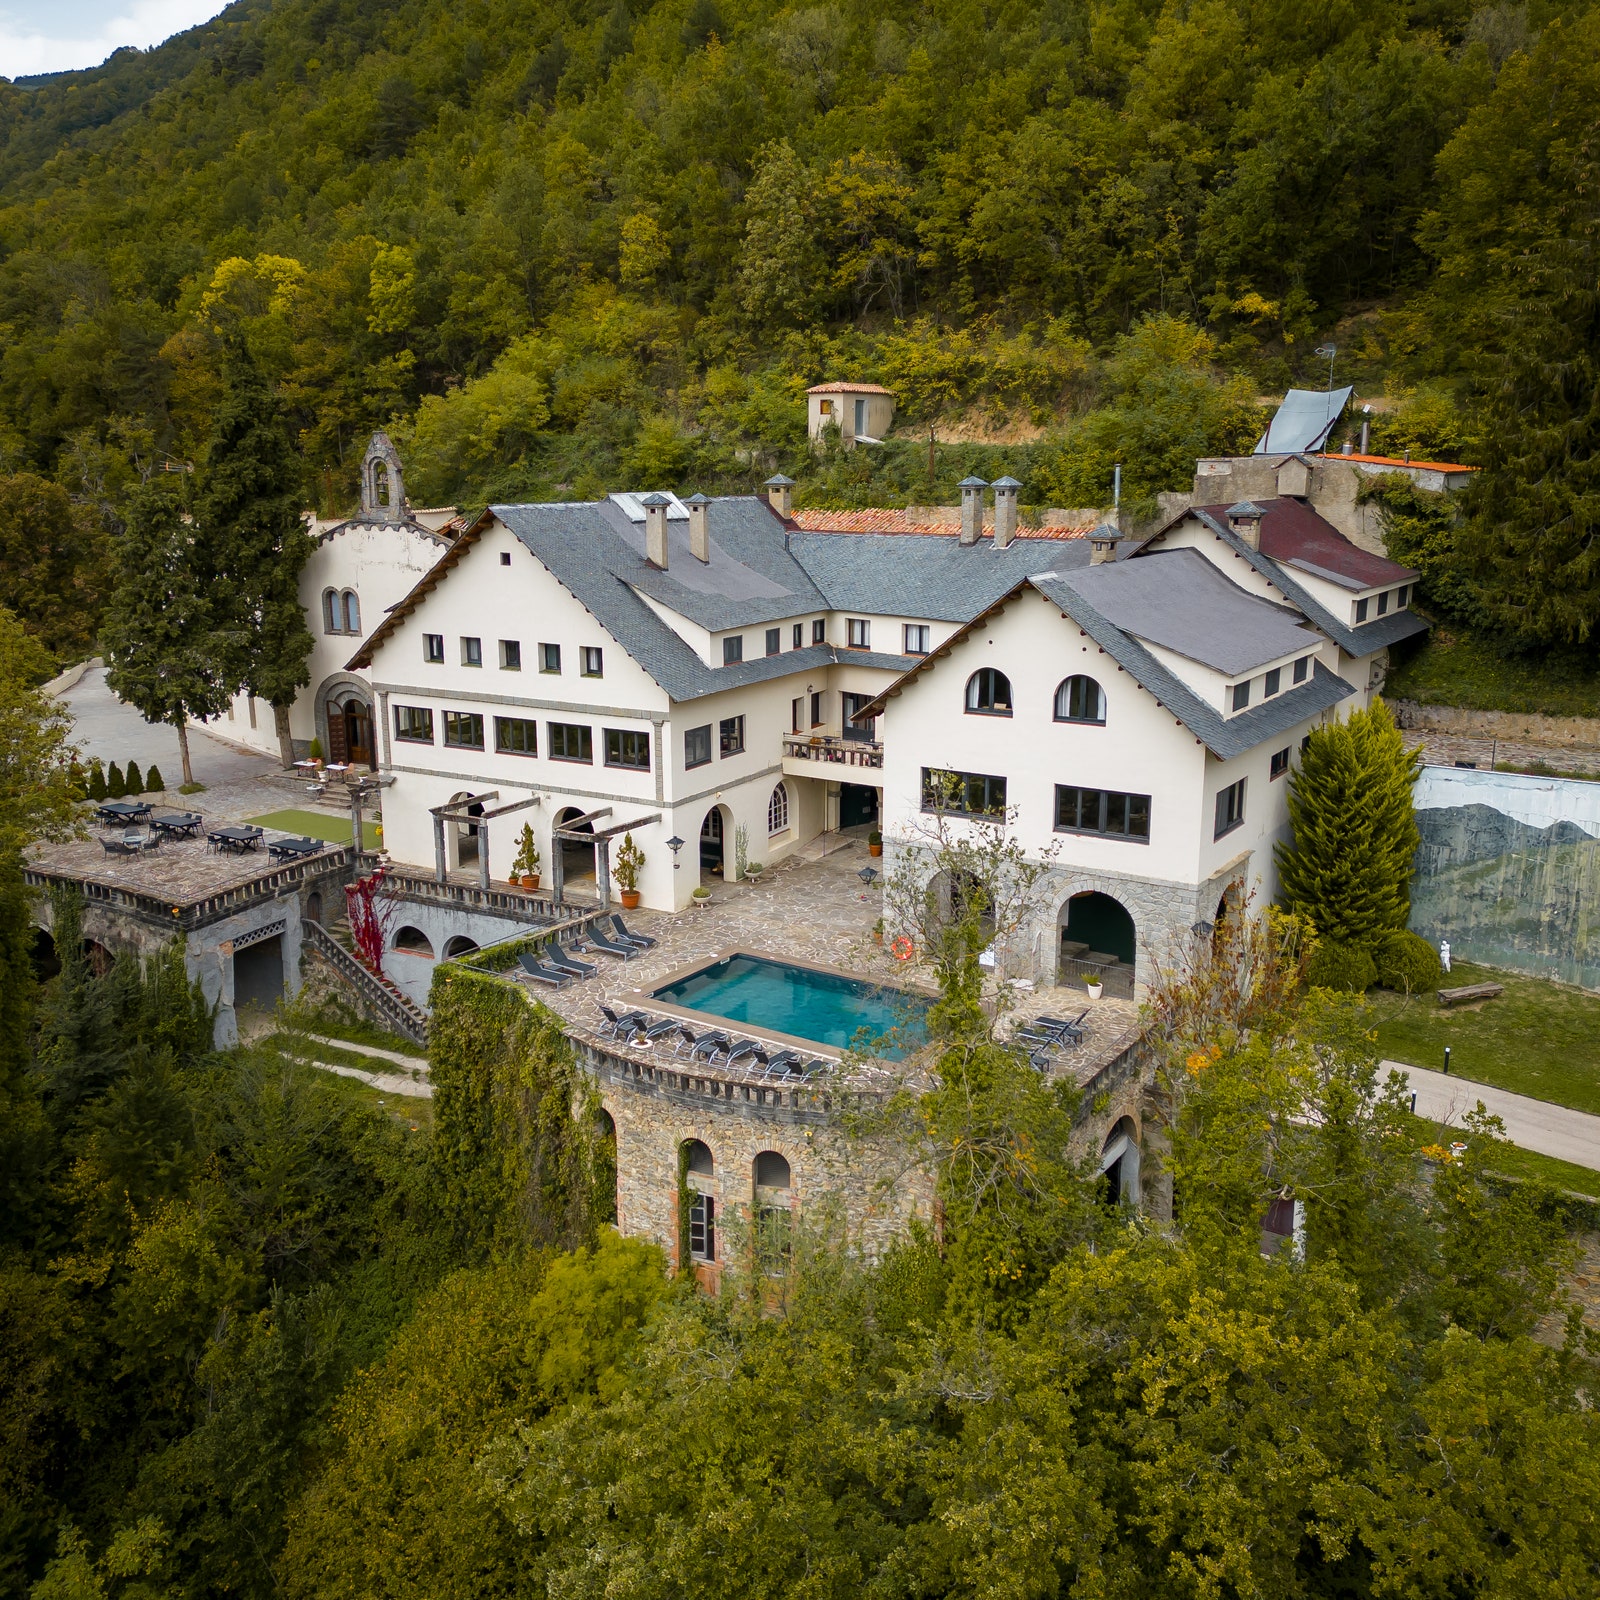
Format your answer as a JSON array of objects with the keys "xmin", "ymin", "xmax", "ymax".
[
  {"xmin": 429, "ymin": 790, "xmax": 542, "ymax": 890},
  {"xmin": 551, "ymin": 806, "xmax": 661, "ymax": 908}
]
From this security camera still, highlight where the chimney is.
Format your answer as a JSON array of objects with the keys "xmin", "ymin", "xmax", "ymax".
[
  {"xmin": 1225, "ymin": 501, "xmax": 1265, "ymax": 551},
  {"xmin": 1360, "ymin": 406, "xmax": 1371, "ymax": 455},
  {"xmin": 1088, "ymin": 522, "xmax": 1120, "ymax": 565},
  {"xmin": 958, "ymin": 476, "xmax": 988, "ymax": 545},
  {"xmin": 641, "ymin": 492, "xmax": 670, "ymax": 569},
  {"xmin": 685, "ymin": 492, "xmax": 711, "ymax": 562},
  {"xmin": 992, "ymin": 476, "xmax": 1021, "ymax": 549},
  {"xmin": 764, "ymin": 474, "xmax": 794, "ymax": 517}
]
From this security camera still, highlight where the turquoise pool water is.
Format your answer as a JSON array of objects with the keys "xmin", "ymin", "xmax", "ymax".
[{"xmin": 652, "ymin": 954, "xmax": 930, "ymax": 1057}]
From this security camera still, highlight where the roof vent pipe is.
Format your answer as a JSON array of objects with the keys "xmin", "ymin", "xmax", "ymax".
[
  {"xmin": 992, "ymin": 476, "xmax": 1021, "ymax": 549},
  {"xmin": 764, "ymin": 474, "xmax": 794, "ymax": 518},
  {"xmin": 685, "ymin": 492, "xmax": 711, "ymax": 562},
  {"xmin": 958, "ymin": 476, "xmax": 988, "ymax": 546},
  {"xmin": 641, "ymin": 492, "xmax": 670, "ymax": 569}
]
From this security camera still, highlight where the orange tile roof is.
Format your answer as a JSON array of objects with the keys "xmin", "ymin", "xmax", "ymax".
[
  {"xmin": 792, "ymin": 508, "xmax": 1094, "ymax": 539},
  {"xmin": 1318, "ymin": 452, "xmax": 1475, "ymax": 473},
  {"xmin": 805, "ymin": 382, "xmax": 894, "ymax": 395}
]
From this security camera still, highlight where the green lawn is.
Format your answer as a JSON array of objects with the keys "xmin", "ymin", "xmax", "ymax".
[
  {"xmin": 1371, "ymin": 960, "xmax": 1600, "ymax": 1114},
  {"xmin": 1385, "ymin": 628, "xmax": 1600, "ymax": 717},
  {"xmin": 243, "ymin": 807, "xmax": 382, "ymax": 848}
]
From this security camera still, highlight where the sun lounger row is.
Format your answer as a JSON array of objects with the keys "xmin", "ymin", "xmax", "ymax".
[
  {"xmin": 593, "ymin": 1003, "xmax": 831, "ymax": 1081},
  {"xmin": 1012, "ymin": 1010, "xmax": 1089, "ymax": 1070},
  {"xmin": 513, "ymin": 914, "xmax": 659, "ymax": 987}
]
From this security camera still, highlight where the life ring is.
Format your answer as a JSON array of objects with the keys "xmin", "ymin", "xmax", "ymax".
[{"xmin": 890, "ymin": 936, "xmax": 914, "ymax": 962}]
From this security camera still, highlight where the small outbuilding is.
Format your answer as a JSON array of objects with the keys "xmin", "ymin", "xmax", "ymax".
[{"xmin": 807, "ymin": 382, "xmax": 895, "ymax": 446}]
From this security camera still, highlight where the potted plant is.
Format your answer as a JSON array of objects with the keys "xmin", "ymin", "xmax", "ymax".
[
  {"xmin": 1086, "ymin": 977, "xmax": 1104, "ymax": 1000},
  {"xmin": 745, "ymin": 860, "xmax": 764, "ymax": 883},
  {"xmin": 691, "ymin": 885, "xmax": 712, "ymax": 910},
  {"xmin": 867, "ymin": 829, "xmax": 883, "ymax": 858},
  {"xmin": 614, "ymin": 832, "xmax": 645, "ymax": 909},
  {"xmin": 512, "ymin": 822, "xmax": 541, "ymax": 889},
  {"xmin": 307, "ymin": 736, "xmax": 324, "ymax": 767},
  {"xmin": 872, "ymin": 918, "xmax": 884, "ymax": 946}
]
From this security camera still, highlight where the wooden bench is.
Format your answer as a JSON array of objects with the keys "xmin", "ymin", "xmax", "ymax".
[{"xmin": 1438, "ymin": 982, "xmax": 1504, "ymax": 1008}]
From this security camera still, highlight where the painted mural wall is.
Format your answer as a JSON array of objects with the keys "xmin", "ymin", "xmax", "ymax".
[{"xmin": 1410, "ymin": 766, "xmax": 1600, "ymax": 991}]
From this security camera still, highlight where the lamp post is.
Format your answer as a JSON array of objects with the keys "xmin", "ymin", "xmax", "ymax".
[{"xmin": 857, "ymin": 865, "xmax": 879, "ymax": 886}]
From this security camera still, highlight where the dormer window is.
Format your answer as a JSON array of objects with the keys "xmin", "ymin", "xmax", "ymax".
[
  {"xmin": 1264, "ymin": 668, "xmax": 1280, "ymax": 697},
  {"xmin": 1397, "ymin": 585, "xmax": 1409, "ymax": 608},
  {"xmin": 1356, "ymin": 598, "xmax": 1369, "ymax": 623},
  {"xmin": 1231, "ymin": 681, "xmax": 1251, "ymax": 712},
  {"xmin": 1377, "ymin": 590, "xmax": 1390, "ymax": 616},
  {"xmin": 1294, "ymin": 656, "xmax": 1310, "ymax": 684}
]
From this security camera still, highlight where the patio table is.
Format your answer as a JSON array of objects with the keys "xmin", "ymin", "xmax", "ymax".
[
  {"xmin": 207, "ymin": 825, "xmax": 265, "ymax": 855},
  {"xmin": 95, "ymin": 801, "xmax": 152, "ymax": 826},
  {"xmin": 149, "ymin": 811, "xmax": 204, "ymax": 840},
  {"xmin": 267, "ymin": 836, "xmax": 326, "ymax": 862}
]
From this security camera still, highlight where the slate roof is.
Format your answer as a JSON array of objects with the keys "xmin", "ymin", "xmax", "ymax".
[
  {"xmin": 790, "ymin": 508, "xmax": 1095, "ymax": 539},
  {"xmin": 1064, "ymin": 549, "xmax": 1321, "ymax": 676}
]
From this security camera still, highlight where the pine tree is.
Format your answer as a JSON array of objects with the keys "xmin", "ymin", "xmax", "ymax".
[
  {"xmin": 107, "ymin": 761, "xmax": 125, "ymax": 799},
  {"xmin": 103, "ymin": 476, "xmax": 232, "ymax": 789},
  {"xmin": 194, "ymin": 340, "xmax": 313, "ymax": 769},
  {"xmin": 1275, "ymin": 701, "xmax": 1421, "ymax": 948},
  {"xmin": 124, "ymin": 760, "xmax": 143, "ymax": 796}
]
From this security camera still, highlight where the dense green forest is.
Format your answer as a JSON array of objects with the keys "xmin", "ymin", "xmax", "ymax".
[{"xmin": 0, "ymin": 0, "xmax": 1598, "ymax": 663}]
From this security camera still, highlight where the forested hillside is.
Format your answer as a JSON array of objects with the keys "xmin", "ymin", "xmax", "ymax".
[{"xmin": 1, "ymin": 0, "xmax": 1598, "ymax": 656}]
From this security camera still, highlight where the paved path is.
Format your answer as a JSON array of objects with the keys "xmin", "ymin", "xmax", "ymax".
[
  {"xmin": 56, "ymin": 665, "xmax": 278, "ymax": 788},
  {"xmin": 1387, "ymin": 1060, "xmax": 1600, "ymax": 1169}
]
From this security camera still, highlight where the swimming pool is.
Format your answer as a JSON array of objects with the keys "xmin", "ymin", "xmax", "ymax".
[{"xmin": 650, "ymin": 952, "xmax": 931, "ymax": 1058}]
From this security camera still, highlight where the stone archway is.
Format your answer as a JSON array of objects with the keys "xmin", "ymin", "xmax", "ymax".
[
  {"xmin": 1099, "ymin": 1115, "xmax": 1141, "ymax": 1208},
  {"xmin": 1058, "ymin": 889, "xmax": 1137, "ymax": 998},
  {"xmin": 313, "ymin": 672, "xmax": 374, "ymax": 766}
]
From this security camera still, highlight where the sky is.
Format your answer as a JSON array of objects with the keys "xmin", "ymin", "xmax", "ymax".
[{"xmin": 0, "ymin": 0, "xmax": 230, "ymax": 78}]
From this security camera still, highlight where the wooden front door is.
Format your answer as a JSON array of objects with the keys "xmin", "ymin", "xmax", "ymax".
[{"xmin": 342, "ymin": 699, "xmax": 372, "ymax": 767}]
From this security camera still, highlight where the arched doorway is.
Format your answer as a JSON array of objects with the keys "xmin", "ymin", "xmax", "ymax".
[
  {"xmin": 1059, "ymin": 891, "xmax": 1136, "ymax": 995},
  {"xmin": 699, "ymin": 806, "xmax": 728, "ymax": 881},
  {"xmin": 1099, "ymin": 1116, "xmax": 1140, "ymax": 1208},
  {"xmin": 341, "ymin": 696, "xmax": 373, "ymax": 767},
  {"xmin": 554, "ymin": 806, "xmax": 595, "ymax": 890},
  {"xmin": 31, "ymin": 928, "xmax": 59, "ymax": 982}
]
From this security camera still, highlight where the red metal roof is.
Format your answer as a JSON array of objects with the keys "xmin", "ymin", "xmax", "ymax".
[
  {"xmin": 1317, "ymin": 452, "xmax": 1475, "ymax": 473},
  {"xmin": 1202, "ymin": 497, "xmax": 1415, "ymax": 589},
  {"xmin": 805, "ymin": 382, "xmax": 894, "ymax": 395},
  {"xmin": 791, "ymin": 508, "xmax": 1094, "ymax": 540}
]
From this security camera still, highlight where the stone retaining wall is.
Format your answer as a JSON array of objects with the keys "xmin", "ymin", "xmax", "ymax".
[{"xmin": 1391, "ymin": 698, "xmax": 1600, "ymax": 750}]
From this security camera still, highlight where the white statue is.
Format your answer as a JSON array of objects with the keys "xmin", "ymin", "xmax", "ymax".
[{"xmin": 1439, "ymin": 939, "xmax": 1451, "ymax": 974}]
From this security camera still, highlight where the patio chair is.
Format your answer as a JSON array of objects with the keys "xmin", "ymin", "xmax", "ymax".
[
  {"xmin": 725, "ymin": 1039, "xmax": 768, "ymax": 1068},
  {"xmin": 542, "ymin": 937, "xmax": 597, "ymax": 978},
  {"xmin": 690, "ymin": 1031, "xmax": 732, "ymax": 1064},
  {"xmin": 608, "ymin": 914, "xmax": 658, "ymax": 950},
  {"xmin": 517, "ymin": 951, "xmax": 572, "ymax": 989},
  {"xmin": 99, "ymin": 837, "xmax": 138, "ymax": 857},
  {"xmin": 585, "ymin": 926, "xmax": 641, "ymax": 960}
]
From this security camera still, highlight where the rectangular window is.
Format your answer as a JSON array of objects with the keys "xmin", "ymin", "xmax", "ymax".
[
  {"xmin": 847, "ymin": 618, "xmax": 870, "ymax": 649},
  {"xmin": 719, "ymin": 715, "xmax": 745, "ymax": 757},
  {"xmin": 1356, "ymin": 597, "xmax": 1369, "ymax": 623},
  {"xmin": 841, "ymin": 692, "xmax": 876, "ymax": 742},
  {"xmin": 1377, "ymin": 590, "xmax": 1390, "ymax": 616},
  {"xmin": 1397, "ymin": 585, "xmax": 1409, "ymax": 608},
  {"xmin": 1264, "ymin": 667, "xmax": 1281, "ymax": 697},
  {"xmin": 443, "ymin": 710, "xmax": 484, "ymax": 749},
  {"xmin": 1214, "ymin": 777, "xmax": 1246, "ymax": 839},
  {"xmin": 765, "ymin": 627, "xmax": 780, "ymax": 657},
  {"xmin": 791, "ymin": 697, "xmax": 803, "ymax": 734},
  {"xmin": 812, "ymin": 619, "xmax": 826, "ymax": 645},
  {"xmin": 904, "ymin": 624, "xmax": 930, "ymax": 656},
  {"xmin": 495, "ymin": 716, "xmax": 537, "ymax": 755},
  {"xmin": 394, "ymin": 705, "xmax": 434, "ymax": 743},
  {"xmin": 1054, "ymin": 785, "xmax": 1151, "ymax": 840},
  {"xmin": 423, "ymin": 633, "xmax": 444, "ymax": 664},
  {"xmin": 1270, "ymin": 747, "xmax": 1290, "ymax": 780},
  {"xmin": 722, "ymin": 635, "xmax": 743, "ymax": 665},
  {"xmin": 540, "ymin": 642, "xmax": 561, "ymax": 674},
  {"xmin": 499, "ymin": 639, "xmax": 521, "ymax": 671},
  {"xmin": 461, "ymin": 636, "xmax": 482, "ymax": 668},
  {"xmin": 605, "ymin": 728, "xmax": 651, "ymax": 770},
  {"xmin": 1231, "ymin": 680, "xmax": 1252, "ymax": 712},
  {"xmin": 688, "ymin": 1192, "xmax": 715, "ymax": 1262},
  {"xmin": 922, "ymin": 767, "xmax": 1007, "ymax": 818},
  {"xmin": 792, "ymin": 623, "xmax": 803, "ymax": 650},
  {"xmin": 684, "ymin": 724, "xmax": 712, "ymax": 769},
  {"xmin": 548, "ymin": 722, "xmax": 593, "ymax": 763},
  {"xmin": 1293, "ymin": 655, "xmax": 1310, "ymax": 684},
  {"xmin": 580, "ymin": 646, "xmax": 604, "ymax": 678},
  {"xmin": 810, "ymin": 691, "xmax": 824, "ymax": 728}
]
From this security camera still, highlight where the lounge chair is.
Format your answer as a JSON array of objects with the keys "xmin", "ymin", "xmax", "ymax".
[
  {"xmin": 640, "ymin": 1017, "xmax": 684, "ymax": 1047},
  {"xmin": 585, "ymin": 926, "xmax": 641, "ymax": 960},
  {"xmin": 597, "ymin": 1003, "xmax": 644, "ymax": 1038},
  {"xmin": 725, "ymin": 1039, "xmax": 768, "ymax": 1068},
  {"xmin": 542, "ymin": 937, "xmax": 597, "ymax": 978},
  {"xmin": 670, "ymin": 1027, "xmax": 701, "ymax": 1057},
  {"xmin": 762, "ymin": 1050, "xmax": 803, "ymax": 1079},
  {"xmin": 800, "ymin": 1060, "xmax": 830, "ymax": 1079},
  {"xmin": 690, "ymin": 1031, "xmax": 732, "ymax": 1063},
  {"xmin": 517, "ymin": 951, "xmax": 572, "ymax": 989},
  {"xmin": 608, "ymin": 914, "xmax": 658, "ymax": 949}
]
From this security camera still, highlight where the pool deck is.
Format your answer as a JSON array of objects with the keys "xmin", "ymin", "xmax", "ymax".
[{"xmin": 506, "ymin": 830, "xmax": 1143, "ymax": 1094}]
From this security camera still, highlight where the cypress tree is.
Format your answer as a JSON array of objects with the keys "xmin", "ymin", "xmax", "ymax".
[
  {"xmin": 1275, "ymin": 701, "xmax": 1421, "ymax": 948},
  {"xmin": 106, "ymin": 761, "xmax": 125, "ymax": 799},
  {"xmin": 145, "ymin": 764, "xmax": 164, "ymax": 793},
  {"xmin": 124, "ymin": 760, "xmax": 143, "ymax": 796},
  {"xmin": 195, "ymin": 340, "xmax": 313, "ymax": 769},
  {"xmin": 88, "ymin": 759, "xmax": 106, "ymax": 801},
  {"xmin": 103, "ymin": 475, "xmax": 233, "ymax": 790}
]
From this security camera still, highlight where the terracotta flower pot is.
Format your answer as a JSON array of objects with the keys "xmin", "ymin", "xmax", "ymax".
[
  {"xmin": 868, "ymin": 843, "xmax": 882, "ymax": 857},
  {"xmin": 621, "ymin": 889, "xmax": 641, "ymax": 910},
  {"xmin": 522, "ymin": 874, "xmax": 540, "ymax": 890}
]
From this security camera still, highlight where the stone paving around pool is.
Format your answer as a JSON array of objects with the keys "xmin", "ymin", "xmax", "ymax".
[{"xmin": 503, "ymin": 829, "xmax": 1142, "ymax": 1092}]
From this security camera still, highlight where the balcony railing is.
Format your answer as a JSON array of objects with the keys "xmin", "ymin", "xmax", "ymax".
[{"xmin": 782, "ymin": 734, "xmax": 884, "ymax": 770}]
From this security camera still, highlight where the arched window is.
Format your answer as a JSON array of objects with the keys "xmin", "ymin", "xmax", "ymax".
[
  {"xmin": 343, "ymin": 591, "xmax": 362, "ymax": 634},
  {"xmin": 392, "ymin": 925, "xmax": 434, "ymax": 955},
  {"xmin": 322, "ymin": 589, "xmax": 340, "ymax": 633},
  {"xmin": 754, "ymin": 1150, "xmax": 791, "ymax": 1189},
  {"xmin": 684, "ymin": 1138, "xmax": 713, "ymax": 1176},
  {"xmin": 965, "ymin": 667, "xmax": 1013, "ymax": 716},
  {"xmin": 443, "ymin": 935, "xmax": 480, "ymax": 958},
  {"xmin": 767, "ymin": 782, "xmax": 790, "ymax": 836},
  {"xmin": 683, "ymin": 1140, "xmax": 715, "ymax": 1262},
  {"xmin": 1054, "ymin": 674, "xmax": 1105, "ymax": 724}
]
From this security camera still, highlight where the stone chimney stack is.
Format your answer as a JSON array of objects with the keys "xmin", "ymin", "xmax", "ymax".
[
  {"xmin": 1089, "ymin": 523, "xmax": 1120, "ymax": 565},
  {"xmin": 685, "ymin": 492, "xmax": 711, "ymax": 562},
  {"xmin": 1226, "ymin": 501, "xmax": 1266, "ymax": 551},
  {"xmin": 764, "ymin": 474, "xmax": 794, "ymax": 518},
  {"xmin": 958, "ymin": 476, "xmax": 988, "ymax": 546},
  {"xmin": 641, "ymin": 492, "xmax": 670, "ymax": 569},
  {"xmin": 992, "ymin": 476, "xmax": 1021, "ymax": 549}
]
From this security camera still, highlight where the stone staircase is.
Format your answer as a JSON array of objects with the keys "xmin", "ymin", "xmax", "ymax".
[{"xmin": 301, "ymin": 918, "xmax": 429, "ymax": 1044}]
